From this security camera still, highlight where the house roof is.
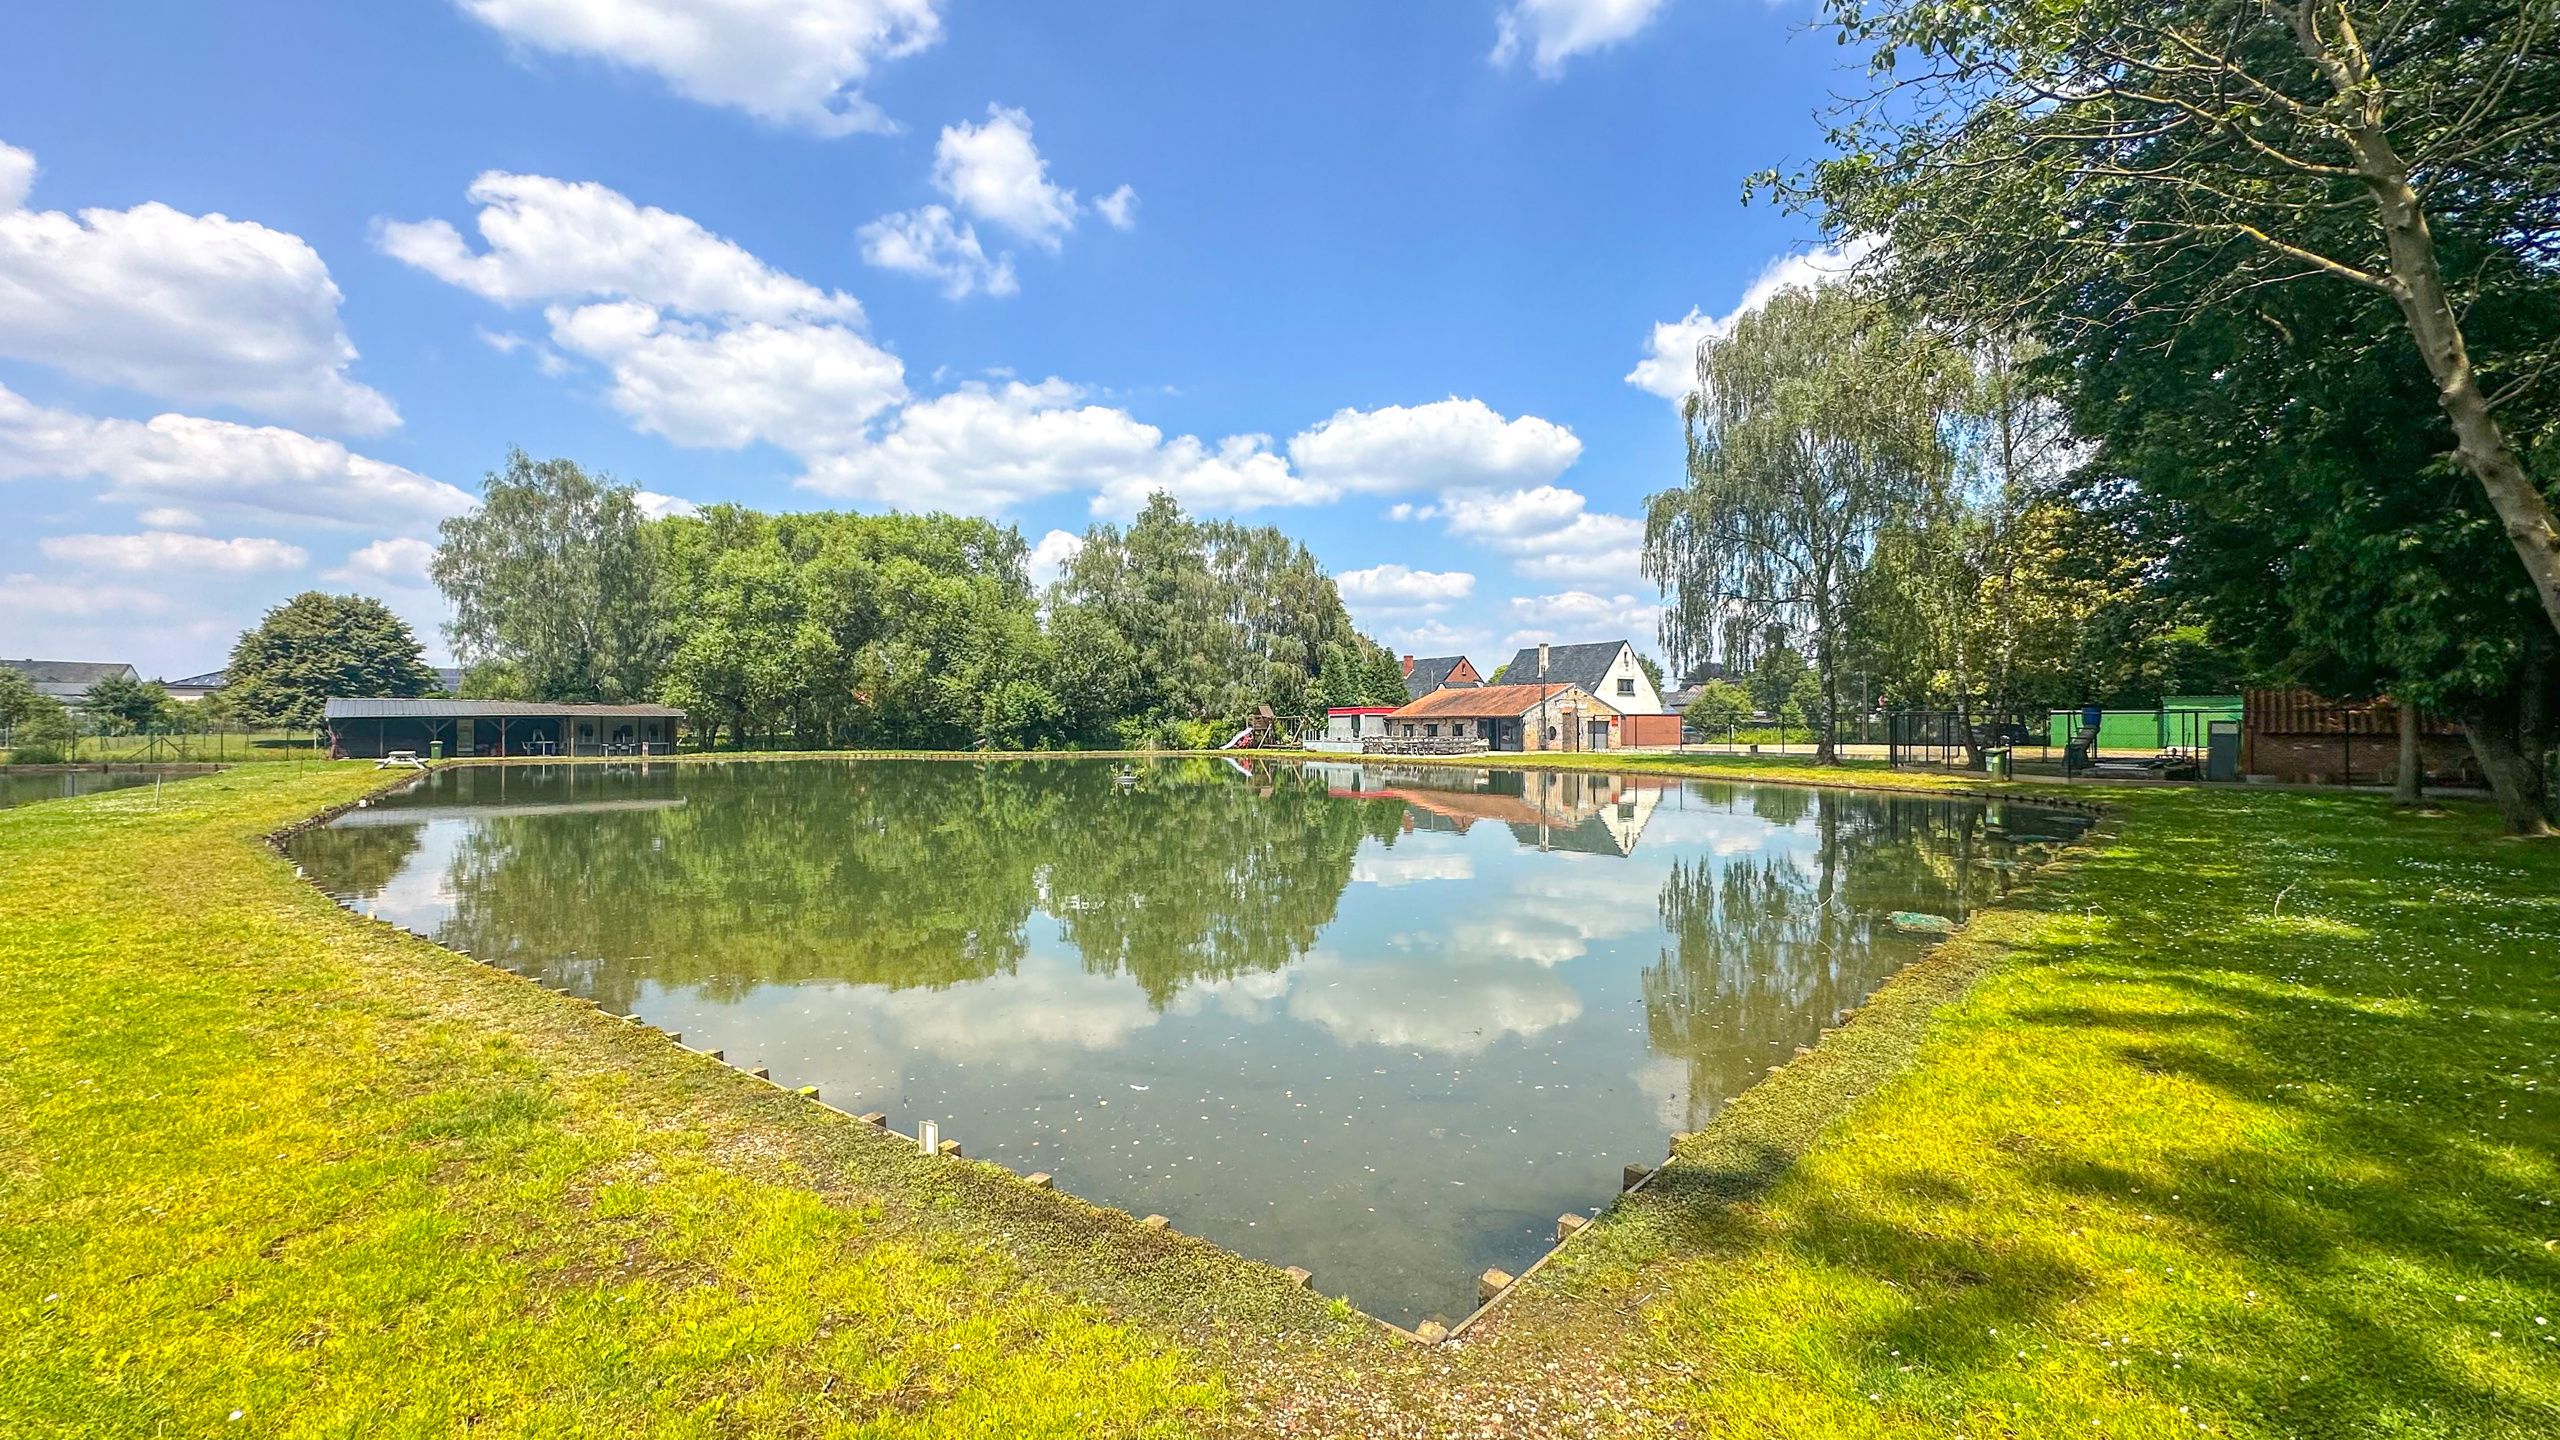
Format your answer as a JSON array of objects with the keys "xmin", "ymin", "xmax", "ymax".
[
  {"xmin": 324, "ymin": 698, "xmax": 686, "ymax": 720},
  {"xmin": 1326, "ymin": 706, "xmax": 1400, "ymax": 716},
  {"xmin": 166, "ymin": 669, "xmax": 228, "ymax": 689},
  {"xmin": 7, "ymin": 658, "xmax": 138, "ymax": 687},
  {"xmin": 1387, "ymin": 682, "xmax": 1620, "ymax": 721},
  {"xmin": 1494, "ymin": 641, "xmax": 1631, "ymax": 692},
  {"xmin": 1402, "ymin": 655, "xmax": 1478, "ymax": 699}
]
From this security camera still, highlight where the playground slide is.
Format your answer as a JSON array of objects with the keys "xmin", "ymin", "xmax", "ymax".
[{"xmin": 1217, "ymin": 728, "xmax": 1256, "ymax": 750}]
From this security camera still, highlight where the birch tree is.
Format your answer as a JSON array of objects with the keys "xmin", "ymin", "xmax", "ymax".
[
  {"xmin": 1643, "ymin": 284, "xmax": 1961, "ymax": 763},
  {"xmin": 1774, "ymin": 0, "xmax": 2560, "ymax": 637}
]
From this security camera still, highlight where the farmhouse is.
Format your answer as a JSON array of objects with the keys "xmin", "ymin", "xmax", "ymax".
[
  {"xmin": 4, "ymin": 658, "xmax": 138, "ymax": 709},
  {"xmin": 1376, "ymin": 682, "xmax": 1622, "ymax": 753},
  {"xmin": 1491, "ymin": 640, "xmax": 1663, "ymax": 714},
  {"xmin": 1400, "ymin": 654, "xmax": 1482, "ymax": 700},
  {"xmin": 324, "ymin": 698, "xmax": 684, "ymax": 760}
]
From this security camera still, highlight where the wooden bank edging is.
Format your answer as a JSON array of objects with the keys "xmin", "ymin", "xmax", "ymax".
[{"xmin": 265, "ymin": 753, "xmax": 2112, "ymax": 1349}]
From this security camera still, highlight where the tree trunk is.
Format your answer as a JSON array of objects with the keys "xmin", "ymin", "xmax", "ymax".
[
  {"xmin": 1816, "ymin": 633, "xmax": 1840, "ymax": 765},
  {"xmin": 2332, "ymin": 65, "xmax": 2560, "ymax": 639},
  {"xmin": 2393, "ymin": 697, "xmax": 2422, "ymax": 807},
  {"xmin": 2466, "ymin": 715, "xmax": 2553, "ymax": 837},
  {"xmin": 2460, "ymin": 647, "xmax": 2554, "ymax": 836}
]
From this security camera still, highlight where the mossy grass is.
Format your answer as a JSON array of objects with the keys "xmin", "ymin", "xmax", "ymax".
[{"xmin": 3, "ymin": 756, "xmax": 2552, "ymax": 1437}]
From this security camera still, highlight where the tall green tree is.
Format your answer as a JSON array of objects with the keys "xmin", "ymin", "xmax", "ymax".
[
  {"xmin": 1777, "ymin": 0, "xmax": 2560, "ymax": 638},
  {"xmin": 2064, "ymin": 258, "xmax": 2558, "ymax": 832},
  {"xmin": 1683, "ymin": 680, "xmax": 1753, "ymax": 736},
  {"xmin": 0, "ymin": 667, "xmax": 44, "ymax": 733},
  {"xmin": 226, "ymin": 592, "xmax": 440, "ymax": 731},
  {"xmin": 81, "ymin": 675, "xmax": 176, "ymax": 735},
  {"xmin": 433, "ymin": 451, "xmax": 666, "ymax": 703},
  {"xmin": 1056, "ymin": 493, "xmax": 1368, "ymax": 730},
  {"xmin": 1644, "ymin": 284, "xmax": 1962, "ymax": 762},
  {"xmin": 5, "ymin": 693, "xmax": 76, "ymax": 761}
]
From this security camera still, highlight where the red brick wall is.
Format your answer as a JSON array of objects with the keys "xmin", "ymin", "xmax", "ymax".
[
  {"xmin": 1620, "ymin": 713, "xmax": 1683, "ymax": 749},
  {"xmin": 2245, "ymin": 732, "xmax": 2476, "ymax": 785}
]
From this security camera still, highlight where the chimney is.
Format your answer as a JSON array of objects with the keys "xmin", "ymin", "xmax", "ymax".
[
  {"xmin": 1400, "ymin": 654, "xmax": 1415, "ymax": 676},
  {"xmin": 1537, "ymin": 642, "xmax": 1551, "ymax": 679}
]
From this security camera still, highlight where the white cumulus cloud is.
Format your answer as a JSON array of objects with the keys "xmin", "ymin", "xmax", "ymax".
[
  {"xmin": 1027, "ymin": 527, "xmax": 1084, "ymax": 590},
  {"xmin": 0, "ymin": 141, "xmax": 33, "ymax": 211},
  {"xmin": 858, "ymin": 204, "xmax": 1017, "ymax": 298},
  {"xmin": 454, "ymin": 0, "xmax": 944, "ymax": 136},
  {"xmin": 378, "ymin": 171, "xmax": 864, "ymax": 323},
  {"xmin": 544, "ymin": 300, "xmax": 906, "ymax": 452},
  {"xmin": 1336, "ymin": 563, "xmax": 1476, "ymax": 608},
  {"xmin": 1421, "ymin": 484, "xmax": 1646, "ymax": 585},
  {"xmin": 801, "ymin": 377, "xmax": 1319, "ymax": 516},
  {"xmin": 1626, "ymin": 238, "xmax": 1879, "ymax": 400},
  {"xmin": 0, "ymin": 573, "xmax": 174, "ymax": 618},
  {"xmin": 325, "ymin": 536, "xmax": 440, "ymax": 584},
  {"xmin": 632, "ymin": 489, "xmax": 700, "ymax": 520},
  {"xmin": 1501, "ymin": 589, "xmax": 1663, "ymax": 652},
  {"xmin": 1288, "ymin": 397, "xmax": 1579, "ymax": 495},
  {"xmin": 1093, "ymin": 183, "xmax": 1138, "ymax": 231},
  {"xmin": 934, "ymin": 104, "xmax": 1082, "ymax": 248},
  {"xmin": 0, "ymin": 140, "xmax": 397, "ymax": 434},
  {"xmin": 41, "ymin": 531, "xmax": 309, "ymax": 574},
  {"xmin": 0, "ymin": 383, "xmax": 471, "ymax": 529},
  {"xmin": 1491, "ymin": 0, "xmax": 1671, "ymax": 78}
]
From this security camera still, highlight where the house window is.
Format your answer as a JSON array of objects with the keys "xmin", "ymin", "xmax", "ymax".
[
  {"xmin": 1617, "ymin": 677, "xmax": 1635, "ymax": 696},
  {"xmin": 1425, "ymin": 723, "xmax": 1439, "ymax": 737}
]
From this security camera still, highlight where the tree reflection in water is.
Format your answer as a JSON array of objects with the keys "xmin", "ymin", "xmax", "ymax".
[{"xmin": 288, "ymin": 758, "xmax": 2088, "ymax": 1328}]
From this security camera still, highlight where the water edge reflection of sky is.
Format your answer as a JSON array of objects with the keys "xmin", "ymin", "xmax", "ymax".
[{"xmin": 289, "ymin": 756, "xmax": 2091, "ymax": 1327}]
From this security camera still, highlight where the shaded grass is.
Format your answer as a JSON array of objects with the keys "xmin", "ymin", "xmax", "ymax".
[
  {"xmin": 2, "ymin": 757, "xmax": 2552, "ymax": 1439},
  {"xmin": 1498, "ymin": 781, "xmax": 2560, "ymax": 1440}
]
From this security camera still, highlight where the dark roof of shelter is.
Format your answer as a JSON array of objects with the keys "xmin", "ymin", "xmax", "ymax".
[
  {"xmin": 1402, "ymin": 655, "xmax": 1477, "ymax": 699},
  {"xmin": 1494, "ymin": 641, "xmax": 1631, "ymax": 692},
  {"xmin": 6, "ymin": 658, "xmax": 138, "ymax": 687},
  {"xmin": 325, "ymin": 698, "xmax": 686, "ymax": 720},
  {"xmin": 1387, "ymin": 683, "xmax": 1617, "ymax": 721}
]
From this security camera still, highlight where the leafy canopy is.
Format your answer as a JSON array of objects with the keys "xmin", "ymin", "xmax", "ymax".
[{"xmin": 226, "ymin": 592, "xmax": 439, "ymax": 731}]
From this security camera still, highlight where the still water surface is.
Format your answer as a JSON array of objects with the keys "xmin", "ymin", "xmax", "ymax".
[
  {"xmin": 290, "ymin": 757, "xmax": 2088, "ymax": 1325},
  {"xmin": 0, "ymin": 769, "xmax": 173, "ymax": 809}
]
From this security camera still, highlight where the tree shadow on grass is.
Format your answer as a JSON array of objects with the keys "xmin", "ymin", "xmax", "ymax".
[{"xmin": 1612, "ymin": 790, "xmax": 2560, "ymax": 1436}]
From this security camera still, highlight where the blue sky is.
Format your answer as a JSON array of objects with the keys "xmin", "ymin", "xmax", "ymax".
[{"xmin": 0, "ymin": 0, "xmax": 1860, "ymax": 679}]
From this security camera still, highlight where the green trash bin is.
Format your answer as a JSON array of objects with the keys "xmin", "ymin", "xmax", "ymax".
[
  {"xmin": 430, "ymin": 740, "xmax": 444, "ymax": 761},
  {"xmin": 1985, "ymin": 747, "xmax": 2011, "ymax": 780}
]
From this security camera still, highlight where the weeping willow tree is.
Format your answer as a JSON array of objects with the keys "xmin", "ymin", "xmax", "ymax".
[{"xmin": 1642, "ymin": 283, "xmax": 1962, "ymax": 762}]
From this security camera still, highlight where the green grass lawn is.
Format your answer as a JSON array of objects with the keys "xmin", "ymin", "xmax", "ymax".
[{"xmin": 1, "ymin": 757, "xmax": 2551, "ymax": 1438}]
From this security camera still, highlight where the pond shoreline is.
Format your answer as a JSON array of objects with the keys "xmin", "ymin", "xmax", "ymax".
[
  {"xmin": 9, "ymin": 756, "xmax": 2546, "ymax": 1437},
  {"xmin": 276, "ymin": 750, "xmax": 2100, "ymax": 1339}
]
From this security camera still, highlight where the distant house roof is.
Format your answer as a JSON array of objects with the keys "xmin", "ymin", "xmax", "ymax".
[
  {"xmin": 1493, "ymin": 641, "xmax": 1633, "ymax": 694},
  {"xmin": 1387, "ymin": 682, "xmax": 1618, "ymax": 722},
  {"xmin": 1401, "ymin": 655, "xmax": 1481, "ymax": 699},
  {"xmin": 166, "ymin": 669, "xmax": 228, "ymax": 690},
  {"xmin": 324, "ymin": 698, "xmax": 686, "ymax": 720},
  {"xmin": 5, "ymin": 658, "xmax": 139, "ymax": 701}
]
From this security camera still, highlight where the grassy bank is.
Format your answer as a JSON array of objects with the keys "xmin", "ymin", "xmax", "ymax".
[
  {"xmin": 1, "ymin": 757, "xmax": 2551, "ymax": 1438},
  {"xmin": 0, "ymin": 766, "xmax": 1348, "ymax": 1439}
]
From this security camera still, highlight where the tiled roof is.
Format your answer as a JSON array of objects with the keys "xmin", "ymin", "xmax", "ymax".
[
  {"xmin": 1494, "ymin": 641, "xmax": 1629, "ymax": 692},
  {"xmin": 6, "ymin": 658, "xmax": 137, "ymax": 687},
  {"xmin": 324, "ymin": 698, "xmax": 686, "ymax": 720},
  {"xmin": 1386, "ymin": 682, "xmax": 1618, "ymax": 720},
  {"xmin": 1402, "ymin": 655, "xmax": 1477, "ymax": 698}
]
